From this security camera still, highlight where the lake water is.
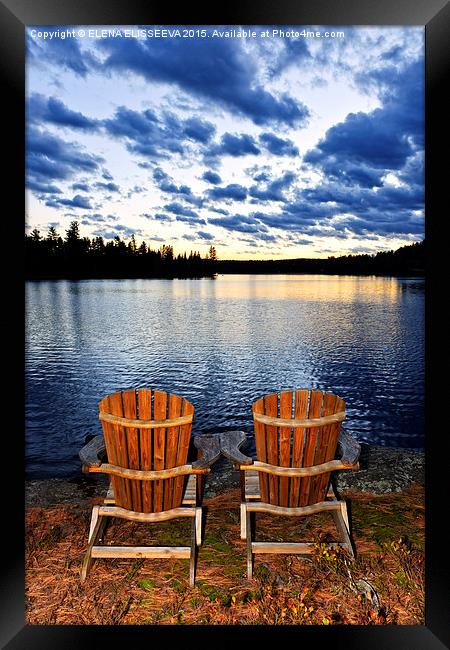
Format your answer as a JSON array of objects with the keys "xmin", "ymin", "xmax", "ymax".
[{"xmin": 25, "ymin": 275, "xmax": 424, "ymax": 479}]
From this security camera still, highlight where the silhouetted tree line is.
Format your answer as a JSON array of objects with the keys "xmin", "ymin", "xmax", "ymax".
[
  {"xmin": 25, "ymin": 221, "xmax": 218, "ymax": 279},
  {"xmin": 216, "ymin": 240, "xmax": 424, "ymax": 276},
  {"xmin": 25, "ymin": 221, "xmax": 424, "ymax": 279}
]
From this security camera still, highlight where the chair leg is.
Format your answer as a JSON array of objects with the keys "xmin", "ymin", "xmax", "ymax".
[
  {"xmin": 241, "ymin": 503, "xmax": 247, "ymax": 540},
  {"xmin": 189, "ymin": 516, "xmax": 197, "ymax": 587},
  {"xmin": 246, "ymin": 507, "xmax": 253, "ymax": 579},
  {"xmin": 332, "ymin": 501, "xmax": 355, "ymax": 558},
  {"xmin": 195, "ymin": 507, "xmax": 202, "ymax": 546},
  {"xmin": 340, "ymin": 499, "xmax": 350, "ymax": 531},
  {"xmin": 81, "ymin": 506, "xmax": 106, "ymax": 582}
]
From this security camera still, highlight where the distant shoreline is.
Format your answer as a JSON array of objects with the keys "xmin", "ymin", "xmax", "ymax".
[
  {"xmin": 25, "ymin": 269, "xmax": 425, "ymax": 281},
  {"xmin": 24, "ymin": 239, "xmax": 425, "ymax": 280}
]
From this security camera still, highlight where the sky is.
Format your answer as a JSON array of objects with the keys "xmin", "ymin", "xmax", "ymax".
[{"xmin": 25, "ymin": 25, "xmax": 424, "ymax": 260}]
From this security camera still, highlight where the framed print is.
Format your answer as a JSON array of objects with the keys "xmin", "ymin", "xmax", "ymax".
[{"xmin": 2, "ymin": 0, "xmax": 448, "ymax": 647}]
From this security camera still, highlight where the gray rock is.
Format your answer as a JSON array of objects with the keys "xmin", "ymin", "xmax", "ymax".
[{"xmin": 25, "ymin": 443, "xmax": 424, "ymax": 509}]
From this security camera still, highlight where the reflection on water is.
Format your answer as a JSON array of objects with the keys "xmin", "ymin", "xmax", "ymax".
[{"xmin": 25, "ymin": 275, "xmax": 424, "ymax": 478}]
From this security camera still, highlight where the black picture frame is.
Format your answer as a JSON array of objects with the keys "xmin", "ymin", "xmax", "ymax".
[{"xmin": 4, "ymin": 0, "xmax": 448, "ymax": 647}]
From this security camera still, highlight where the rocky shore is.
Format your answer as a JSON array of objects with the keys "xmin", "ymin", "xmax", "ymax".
[{"xmin": 25, "ymin": 443, "xmax": 424, "ymax": 509}]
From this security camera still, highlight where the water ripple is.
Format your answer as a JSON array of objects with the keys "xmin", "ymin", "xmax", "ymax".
[{"xmin": 25, "ymin": 276, "xmax": 424, "ymax": 478}]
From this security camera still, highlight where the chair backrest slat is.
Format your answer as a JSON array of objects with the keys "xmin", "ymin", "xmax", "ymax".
[
  {"xmin": 99, "ymin": 389, "xmax": 194, "ymax": 513},
  {"xmin": 298, "ymin": 390, "xmax": 323, "ymax": 506},
  {"xmin": 310, "ymin": 393, "xmax": 340, "ymax": 503},
  {"xmin": 152, "ymin": 390, "xmax": 167, "ymax": 513},
  {"xmin": 122, "ymin": 389, "xmax": 142, "ymax": 512},
  {"xmin": 278, "ymin": 391, "xmax": 293, "ymax": 507},
  {"xmin": 264, "ymin": 393, "xmax": 279, "ymax": 505},
  {"xmin": 253, "ymin": 397, "xmax": 269, "ymax": 502},
  {"xmin": 138, "ymin": 388, "xmax": 153, "ymax": 512},
  {"xmin": 164, "ymin": 393, "xmax": 183, "ymax": 510},
  {"xmin": 290, "ymin": 389, "xmax": 309, "ymax": 507},
  {"xmin": 106, "ymin": 392, "xmax": 133, "ymax": 509},
  {"xmin": 252, "ymin": 389, "xmax": 345, "ymax": 508},
  {"xmin": 172, "ymin": 398, "xmax": 195, "ymax": 506}
]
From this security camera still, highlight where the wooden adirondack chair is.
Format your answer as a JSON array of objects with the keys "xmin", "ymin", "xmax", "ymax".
[
  {"xmin": 236, "ymin": 389, "xmax": 361, "ymax": 578},
  {"xmin": 78, "ymin": 388, "xmax": 220, "ymax": 586}
]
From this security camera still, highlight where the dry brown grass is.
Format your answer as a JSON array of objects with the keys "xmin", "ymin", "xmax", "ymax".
[{"xmin": 25, "ymin": 485, "xmax": 425, "ymax": 626}]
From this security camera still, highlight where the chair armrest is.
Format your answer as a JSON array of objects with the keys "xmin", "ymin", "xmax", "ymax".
[
  {"xmin": 337, "ymin": 427, "xmax": 361, "ymax": 467},
  {"xmin": 192, "ymin": 434, "xmax": 222, "ymax": 468},
  {"xmin": 220, "ymin": 430, "xmax": 253, "ymax": 466},
  {"xmin": 79, "ymin": 434, "xmax": 107, "ymax": 472}
]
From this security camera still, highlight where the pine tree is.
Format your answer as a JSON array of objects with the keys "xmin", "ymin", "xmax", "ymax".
[{"xmin": 128, "ymin": 234, "xmax": 137, "ymax": 254}]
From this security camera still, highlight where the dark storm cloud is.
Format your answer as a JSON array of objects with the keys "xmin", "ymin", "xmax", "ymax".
[{"xmin": 99, "ymin": 33, "xmax": 309, "ymax": 126}]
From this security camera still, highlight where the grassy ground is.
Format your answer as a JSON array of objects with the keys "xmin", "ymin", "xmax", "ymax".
[{"xmin": 25, "ymin": 484, "xmax": 424, "ymax": 626}]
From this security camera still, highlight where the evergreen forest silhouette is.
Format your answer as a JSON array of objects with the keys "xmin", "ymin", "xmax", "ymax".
[{"xmin": 25, "ymin": 221, "xmax": 424, "ymax": 279}]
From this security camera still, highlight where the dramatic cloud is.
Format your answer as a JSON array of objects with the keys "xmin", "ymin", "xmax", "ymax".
[
  {"xmin": 258, "ymin": 132, "xmax": 299, "ymax": 156},
  {"xmin": 26, "ymin": 26, "xmax": 424, "ymax": 255},
  {"xmin": 72, "ymin": 182, "xmax": 90, "ymax": 192},
  {"xmin": 208, "ymin": 132, "xmax": 261, "ymax": 157},
  {"xmin": 207, "ymin": 184, "xmax": 248, "ymax": 201},
  {"xmin": 208, "ymin": 213, "xmax": 269, "ymax": 235},
  {"xmin": 249, "ymin": 171, "xmax": 296, "ymax": 202},
  {"xmin": 26, "ymin": 126, "xmax": 103, "ymax": 201},
  {"xmin": 181, "ymin": 117, "xmax": 216, "ymax": 143},
  {"xmin": 27, "ymin": 33, "xmax": 99, "ymax": 77},
  {"xmin": 28, "ymin": 94, "xmax": 100, "ymax": 130},
  {"xmin": 164, "ymin": 202, "xmax": 199, "ymax": 219},
  {"xmin": 99, "ymin": 34, "xmax": 310, "ymax": 127},
  {"xmin": 305, "ymin": 59, "xmax": 423, "ymax": 177},
  {"xmin": 45, "ymin": 194, "xmax": 93, "ymax": 209},
  {"xmin": 196, "ymin": 230, "xmax": 214, "ymax": 240},
  {"xmin": 202, "ymin": 171, "xmax": 222, "ymax": 185},
  {"xmin": 94, "ymin": 181, "xmax": 120, "ymax": 192}
]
